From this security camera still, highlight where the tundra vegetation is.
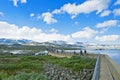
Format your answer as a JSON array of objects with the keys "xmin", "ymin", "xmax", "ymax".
[
  {"xmin": 0, "ymin": 44, "xmax": 96, "ymax": 80},
  {"xmin": 0, "ymin": 54, "xmax": 96, "ymax": 80}
]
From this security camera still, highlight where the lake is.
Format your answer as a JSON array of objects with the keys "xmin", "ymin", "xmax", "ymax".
[{"xmin": 87, "ymin": 49, "xmax": 120, "ymax": 65}]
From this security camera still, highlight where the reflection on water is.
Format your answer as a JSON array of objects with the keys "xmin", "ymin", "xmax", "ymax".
[{"xmin": 87, "ymin": 49, "xmax": 120, "ymax": 65}]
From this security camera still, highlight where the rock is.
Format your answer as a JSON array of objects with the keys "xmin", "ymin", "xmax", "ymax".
[{"xmin": 42, "ymin": 63, "xmax": 93, "ymax": 80}]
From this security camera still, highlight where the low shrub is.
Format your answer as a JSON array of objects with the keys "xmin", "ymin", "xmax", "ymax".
[{"xmin": 2, "ymin": 72, "xmax": 48, "ymax": 80}]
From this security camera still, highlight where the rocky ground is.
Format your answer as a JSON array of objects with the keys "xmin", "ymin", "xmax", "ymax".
[{"xmin": 42, "ymin": 63, "xmax": 93, "ymax": 80}]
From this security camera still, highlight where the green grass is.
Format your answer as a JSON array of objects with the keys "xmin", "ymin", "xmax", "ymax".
[
  {"xmin": 53, "ymin": 56, "xmax": 96, "ymax": 71},
  {"xmin": 0, "ymin": 55, "xmax": 96, "ymax": 80},
  {"xmin": 2, "ymin": 72, "xmax": 48, "ymax": 80},
  {"xmin": 0, "ymin": 44, "xmax": 46, "ymax": 51}
]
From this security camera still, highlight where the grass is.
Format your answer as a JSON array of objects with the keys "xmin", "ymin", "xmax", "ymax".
[
  {"xmin": 0, "ymin": 44, "xmax": 46, "ymax": 52},
  {"xmin": 53, "ymin": 56, "xmax": 96, "ymax": 71},
  {"xmin": 0, "ymin": 55, "xmax": 96, "ymax": 80},
  {"xmin": 2, "ymin": 72, "xmax": 48, "ymax": 80}
]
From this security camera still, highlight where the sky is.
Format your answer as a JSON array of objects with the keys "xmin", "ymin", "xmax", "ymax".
[{"xmin": 0, "ymin": 0, "xmax": 120, "ymax": 44}]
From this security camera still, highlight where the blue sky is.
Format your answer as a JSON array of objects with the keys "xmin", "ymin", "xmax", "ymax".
[{"xmin": 0, "ymin": 0, "xmax": 120, "ymax": 44}]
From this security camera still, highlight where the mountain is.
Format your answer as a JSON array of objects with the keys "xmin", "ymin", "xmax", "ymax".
[
  {"xmin": 47, "ymin": 40, "xmax": 85, "ymax": 49},
  {"xmin": 49, "ymin": 40, "xmax": 67, "ymax": 45},
  {"xmin": 74, "ymin": 42, "xmax": 84, "ymax": 46},
  {"xmin": 0, "ymin": 38, "xmax": 33, "ymax": 45},
  {"xmin": 0, "ymin": 39, "xmax": 85, "ymax": 48}
]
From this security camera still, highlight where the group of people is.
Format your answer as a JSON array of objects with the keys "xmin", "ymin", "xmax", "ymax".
[
  {"xmin": 74, "ymin": 49, "xmax": 87, "ymax": 56},
  {"xmin": 47, "ymin": 47, "xmax": 88, "ymax": 56}
]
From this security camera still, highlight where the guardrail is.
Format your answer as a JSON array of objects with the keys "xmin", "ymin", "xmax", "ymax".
[{"xmin": 91, "ymin": 53, "xmax": 100, "ymax": 80}]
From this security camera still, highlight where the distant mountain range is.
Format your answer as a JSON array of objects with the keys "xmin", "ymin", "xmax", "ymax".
[
  {"xmin": 0, "ymin": 38, "xmax": 84, "ymax": 48},
  {"xmin": 0, "ymin": 38, "xmax": 120, "ymax": 49},
  {"xmin": 49, "ymin": 40, "xmax": 67, "ymax": 45},
  {"xmin": 0, "ymin": 38, "xmax": 33, "ymax": 45}
]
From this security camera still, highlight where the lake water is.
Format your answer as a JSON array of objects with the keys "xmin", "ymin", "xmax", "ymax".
[{"xmin": 87, "ymin": 49, "xmax": 120, "ymax": 65}]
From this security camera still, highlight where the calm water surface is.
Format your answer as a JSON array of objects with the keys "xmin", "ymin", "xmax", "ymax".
[{"xmin": 87, "ymin": 49, "xmax": 120, "ymax": 65}]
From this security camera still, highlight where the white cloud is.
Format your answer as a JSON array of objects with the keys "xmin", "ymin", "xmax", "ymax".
[
  {"xmin": 96, "ymin": 20, "xmax": 118, "ymax": 28},
  {"xmin": 1, "ymin": 21, "xmax": 119, "ymax": 44},
  {"xmin": 52, "ymin": 9, "xmax": 62, "ymax": 14},
  {"xmin": 100, "ymin": 28, "xmax": 109, "ymax": 33},
  {"xmin": 13, "ymin": 0, "xmax": 19, "ymax": 7},
  {"xmin": 52, "ymin": 0, "xmax": 110, "ymax": 19},
  {"xmin": 0, "ymin": 12, "xmax": 3, "ymax": 16},
  {"xmin": 40, "ymin": 0, "xmax": 110, "ymax": 23},
  {"xmin": 21, "ymin": 0, "xmax": 27, "ymax": 3},
  {"xmin": 49, "ymin": 28, "xmax": 58, "ymax": 33},
  {"xmin": 95, "ymin": 35, "xmax": 119, "ymax": 42},
  {"xmin": 114, "ymin": 0, "xmax": 120, "ymax": 5},
  {"xmin": 30, "ymin": 13, "xmax": 35, "ymax": 17},
  {"xmin": 72, "ymin": 27, "xmax": 98, "ymax": 39},
  {"xmin": 12, "ymin": 0, "xmax": 27, "ymax": 7},
  {"xmin": 62, "ymin": 0, "xmax": 109, "ymax": 17},
  {"xmin": 0, "ymin": 21, "xmax": 70, "ymax": 42},
  {"xmin": 41, "ymin": 12, "xmax": 57, "ymax": 24},
  {"xmin": 100, "ymin": 10, "xmax": 111, "ymax": 17},
  {"xmin": 113, "ymin": 8, "xmax": 120, "ymax": 16}
]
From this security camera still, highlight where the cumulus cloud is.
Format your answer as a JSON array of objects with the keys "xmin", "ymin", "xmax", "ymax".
[
  {"xmin": 113, "ymin": 8, "xmax": 120, "ymax": 16},
  {"xmin": 21, "ymin": 0, "xmax": 27, "ymax": 3},
  {"xmin": 61, "ymin": 0, "xmax": 110, "ymax": 18},
  {"xmin": 41, "ymin": 12, "xmax": 57, "ymax": 24},
  {"xmin": 95, "ymin": 35, "xmax": 119, "ymax": 42},
  {"xmin": 100, "ymin": 10, "xmax": 111, "ymax": 17},
  {"xmin": 12, "ymin": 0, "xmax": 27, "ymax": 7},
  {"xmin": 96, "ymin": 20, "xmax": 118, "ymax": 28},
  {"xmin": 54, "ymin": 0, "xmax": 109, "ymax": 18},
  {"xmin": 41, "ymin": 0, "xmax": 110, "ymax": 23},
  {"xmin": 52, "ymin": 9, "xmax": 62, "ymax": 14},
  {"xmin": 0, "ymin": 21, "xmax": 101, "ymax": 43},
  {"xmin": 13, "ymin": 0, "xmax": 19, "ymax": 7},
  {"xmin": 99, "ymin": 28, "xmax": 109, "ymax": 33},
  {"xmin": 114, "ymin": 0, "xmax": 120, "ymax": 5},
  {"xmin": 2, "ymin": 21, "xmax": 119, "ymax": 44},
  {"xmin": 72, "ymin": 27, "xmax": 98, "ymax": 39},
  {"xmin": 49, "ymin": 28, "xmax": 58, "ymax": 33},
  {"xmin": 30, "ymin": 13, "xmax": 35, "ymax": 17},
  {"xmin": 0, "ymin": 21, "xmax": 71, "ymax": 42}
]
